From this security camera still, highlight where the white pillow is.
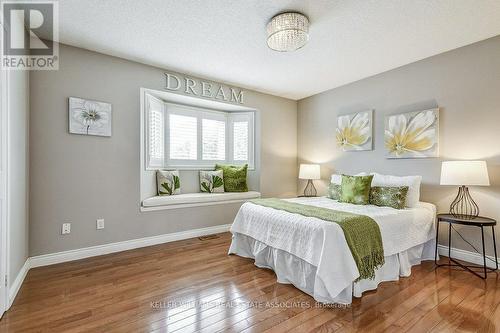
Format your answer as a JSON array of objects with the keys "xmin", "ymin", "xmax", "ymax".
[
  {"xmin": 331, "ymin": 174, "xmax": 342, "ymax": 185},
  {"xmin": 370, "ymin": 173, "xmax": 422, "ymax": 208},
  {"xmin": 330, "ymin": 172, "xmax": 368, "ymax": 185}
]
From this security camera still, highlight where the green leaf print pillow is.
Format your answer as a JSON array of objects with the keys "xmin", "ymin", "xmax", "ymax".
[
  {"xmin": 156, "ymin": 170, "xmax": 181, "ymax": 196},
  {"xmin": 199, "ymin": 170, "xmax": 225, "ymax": 193},
  {"xmin": 369, "ymin": 186, "xmax": 409, "ymax": 209},
  {"xmin": 339, "ymin": 174, "xmax": 374, "ymax": 205}
]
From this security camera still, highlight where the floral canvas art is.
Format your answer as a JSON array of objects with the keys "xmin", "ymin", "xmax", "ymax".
[
  {"xmin": 385, "ymin": 108, "xmax": 439, "ymax": 158},
  {"xmin": 69, "ymin": 97, "xmax": 112, "ymax": 137},
  {"xmin": 336, "ymin": 110, "xmax": 373, "ymax": 151}
]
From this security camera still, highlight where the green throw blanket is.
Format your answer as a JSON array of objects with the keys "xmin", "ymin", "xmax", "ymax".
[{"xmin": 250, "ymin": 198, "xmax": 385, "ymax": 280}]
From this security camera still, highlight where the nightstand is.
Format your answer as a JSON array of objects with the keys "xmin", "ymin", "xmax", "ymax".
[{"xmin": 434, "ymin": 213, "xmax": 498, "ymax": 279}]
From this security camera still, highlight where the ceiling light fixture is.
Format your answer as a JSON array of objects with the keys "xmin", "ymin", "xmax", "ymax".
[{"xmin": 267, "ymin": 12, "xmax": 309, "ymax": 52}]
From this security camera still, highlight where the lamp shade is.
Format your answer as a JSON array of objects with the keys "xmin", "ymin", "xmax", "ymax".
[
  {"xmin": 440, "ymin": 161, "xmax": 490, "ymax": 186},
  {"xmin": 299, "ymin": 164, "xmax": 320, "ymax": 180}
]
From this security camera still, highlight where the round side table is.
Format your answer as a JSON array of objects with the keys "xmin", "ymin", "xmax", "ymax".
[{"xmin": 434, "ymin": 213, "xmax": 498, "ymax": 279}]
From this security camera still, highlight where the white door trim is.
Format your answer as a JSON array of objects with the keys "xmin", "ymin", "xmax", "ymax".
[{"xmin": 0, "ymin": 65, "xmax": 9, "ymax": 316}]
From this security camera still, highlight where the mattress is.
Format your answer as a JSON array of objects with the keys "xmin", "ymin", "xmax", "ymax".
[{"xmin": 228, "ymin": 196, "xmax": 437, "ymax": 303}]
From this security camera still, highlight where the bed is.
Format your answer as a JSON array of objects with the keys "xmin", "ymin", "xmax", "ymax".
[{"xmin": 228, "ymin": 196, "xmax": 437, "ymax": 304}]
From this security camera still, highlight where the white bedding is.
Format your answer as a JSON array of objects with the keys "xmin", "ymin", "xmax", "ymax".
[{"xmin": 229, "ymin": 197, "xmax": 436, "ymax": 303}]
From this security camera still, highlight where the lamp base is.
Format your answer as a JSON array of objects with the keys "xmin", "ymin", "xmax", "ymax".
[
  {"xmin": 303, "ymin": 179, "xmax": 317, "ymax": 197},
  {"xmin": 450, "ymin": 186, "xmax": 479, "ymax": 219}
]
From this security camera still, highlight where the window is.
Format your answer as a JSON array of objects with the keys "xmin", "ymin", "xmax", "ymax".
[
  {"xmin": 233, "ymin": 120, "xmax": 249, "ymax": 161},
  {"xmin": 169, "ymin": 114, "xmax": 197, "ymax": 160},
  {"xmin": 146, "ymin": 94, "xmax": 254, "ymax": 169},
  {"xmin": 202, "ymin": 118, "xmax": 225, "ymax": 160}
]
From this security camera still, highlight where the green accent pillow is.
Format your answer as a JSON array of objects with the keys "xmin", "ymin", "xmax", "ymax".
[
  {"xmin": 215, "ymin": 164, "xmax": 248, "ymax": 192},
  {"xmin": 370, "ymin": 186, "xmax": 409, "ymax": 209},
  {"xmin": 156, "ymin": 170, "xmax": 180, "ymax": 196},
  {"xmin": 199, "ymin": 170, "xmax": 224, "ymax": 193},
  {"xmin": 327, "ymin": 183, "xmax": 342, "ymax": 200},
  {"xmin": 340, "ymin": 174, "xmax": 374, "ymax": 205}
]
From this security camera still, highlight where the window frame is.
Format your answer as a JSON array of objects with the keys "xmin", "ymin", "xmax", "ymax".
[{"xmin": 145, "ymin": 95, "xmax": 255, "ymax": 170}]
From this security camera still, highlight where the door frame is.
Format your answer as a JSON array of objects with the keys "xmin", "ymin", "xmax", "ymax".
[{"xmin": 0, "ymin": 63, "xmax": 9, "ymax": 317}]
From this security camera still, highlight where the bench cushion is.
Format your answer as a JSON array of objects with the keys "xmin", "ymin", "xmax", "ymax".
[{"xmin": 142, "ymin": 191, "xmax": 261, "ymax": 208}]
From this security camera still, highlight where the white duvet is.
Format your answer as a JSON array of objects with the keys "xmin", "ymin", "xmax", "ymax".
[{"xmin": 229, "ymin": 197, "xmax": 436, "ymax": 302}]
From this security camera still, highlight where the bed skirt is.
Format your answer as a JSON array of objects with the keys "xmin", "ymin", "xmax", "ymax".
[{"xmin": 228, "ymin": 232, "xmax": 436, "ymax": 304}]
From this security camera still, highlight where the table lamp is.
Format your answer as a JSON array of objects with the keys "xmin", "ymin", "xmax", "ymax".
[
  {"xmin": 440, "ymin": 161, "xmax": 490, "ymax": 219},
  {"xmin": 299, "ymin": 164, "xmax": 320, "ymax": 197}
]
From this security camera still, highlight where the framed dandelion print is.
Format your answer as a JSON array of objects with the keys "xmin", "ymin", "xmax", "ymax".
[
  {"xmin": 69, "ymin": 97, "xmax": 112, "ymax": 137},
  {"xmin": 336, "ymin": 110, "xmax": 373, "ymax": 151},
  {"xmin": 385, "ymin": 108, "xmax": 439, "ymax": 159}
]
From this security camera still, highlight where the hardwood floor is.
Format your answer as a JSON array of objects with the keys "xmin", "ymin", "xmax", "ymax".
[{"xmin": 0, "ymin": 232, "xmax": 499, "ymax": 332}]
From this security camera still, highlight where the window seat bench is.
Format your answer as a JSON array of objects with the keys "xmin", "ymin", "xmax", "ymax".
[{"xmin": 141, "ymin": 191, "xmax": 261, "ymax": 211}]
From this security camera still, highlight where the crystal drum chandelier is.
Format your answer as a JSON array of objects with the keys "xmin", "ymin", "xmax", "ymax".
[{"xmin": 267, "ymin": 12, "xmax": 309, "ymax": 52}]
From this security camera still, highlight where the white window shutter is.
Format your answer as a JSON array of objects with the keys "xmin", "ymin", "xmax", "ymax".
[
  {"xmin": 147, "ymin": 96, "xmax": 164, "ymax": 167},
  {"xmin": 202, "ymin": 118, "xmax": 226, "ymax": 160},
  {"xmin": 169, "ymin": 114, "xmax": 198, "ymax": 160},
  {"xmin": 229, "ymin": 112, "xmax": 254, "ymax": 168},
  {"xmin": 233, "ymin": 121, "xmax": 248, "ymax": 161}
]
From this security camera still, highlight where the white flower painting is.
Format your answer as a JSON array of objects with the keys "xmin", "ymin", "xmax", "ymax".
[
  {"xmin": 69, "ymin": 97, "xmax": 112, "ymax": 137},
  {"xmin": 385, "ymin": 108, "xmax": 439, "ymax": 158},
  {"xmin": 336, "ymin": 110, "xmax": 373, "ymax": 151}
]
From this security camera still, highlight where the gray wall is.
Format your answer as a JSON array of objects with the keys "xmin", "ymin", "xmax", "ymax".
[
  {"xmin": 8, "ymin": 70, "xmax": 29, "ymax": 282},
  {"xmin": 298, "ymin": 35, "xmax": 500, "ymax": 256},
  {"xmin": 29, "ymin": 44, "xmax": 297, "ymax": 256}
]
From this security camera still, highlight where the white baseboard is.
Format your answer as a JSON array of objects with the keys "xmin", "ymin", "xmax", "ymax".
[
  {"xmin": 8, "ymin": 258, "xmax": 31, "ymax": 308},
  {"xmin": 30, "ymin": 224, "xmax": 231, "ymax": 268},
  {"xmin": 437, "ymin": 244, "xmax": 498, "ymax": 269}
]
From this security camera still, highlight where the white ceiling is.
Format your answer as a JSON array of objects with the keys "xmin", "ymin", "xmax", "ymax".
[{"xmin": 54, "ymin": 0, "xmax": 500, "ymax": 100}]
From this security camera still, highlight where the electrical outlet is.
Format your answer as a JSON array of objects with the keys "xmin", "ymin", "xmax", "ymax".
[
  {"xmin": 62, "ymin": 223, "xmax": 71, "ymax": 235},
  {"xmin": 96, "ymin": 218, "xmax": 105, "ymax": 230}
]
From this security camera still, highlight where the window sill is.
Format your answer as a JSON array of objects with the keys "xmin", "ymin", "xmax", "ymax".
[
  {"xmin": 141, "ymin": 191, "xmax": 261, "ymax": 212},
  {"xmin": 145, "ymin": 166, "xmax": 256, "ymax": 172}
]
